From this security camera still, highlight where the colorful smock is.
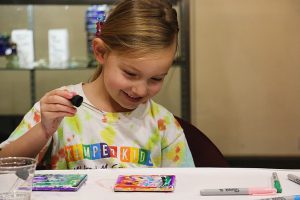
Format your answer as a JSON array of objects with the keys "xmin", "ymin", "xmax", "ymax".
[{"xmin": 0, "ymin": 83, "xmax": 195, "ymax": 169}]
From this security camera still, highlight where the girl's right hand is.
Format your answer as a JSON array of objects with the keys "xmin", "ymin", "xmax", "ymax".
[{"xmin": 39, "ymin": 88, "xmax": 77, "ymax": 138}]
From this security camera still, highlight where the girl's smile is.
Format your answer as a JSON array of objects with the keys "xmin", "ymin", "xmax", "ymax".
[{"xmin": 121, "ymin": 90, "xmax": 143, "ymax": 103}]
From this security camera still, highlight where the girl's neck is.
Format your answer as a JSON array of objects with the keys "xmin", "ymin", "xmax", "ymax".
[{"xmin": 83, "ymin": 73, "xmax": 127, "ymax": 113}]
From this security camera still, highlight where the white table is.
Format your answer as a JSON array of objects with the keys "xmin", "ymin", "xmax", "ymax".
[{"xmin": 32, "ymin": 168, "xmax": 300, "ymax": 200}]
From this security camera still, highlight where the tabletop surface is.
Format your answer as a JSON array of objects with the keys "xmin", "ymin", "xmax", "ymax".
[{"xmin": 32, "ymin": 167, "xmax": 300, "ymax": 200}]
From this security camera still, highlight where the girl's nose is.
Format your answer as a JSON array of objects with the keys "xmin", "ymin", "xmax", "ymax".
[{"xmin": 131, "ymin": 81, "xmax": 148, "ymax": 97}]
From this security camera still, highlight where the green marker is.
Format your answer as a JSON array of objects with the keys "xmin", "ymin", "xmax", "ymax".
[{"xmin": 272, "ymin": 172, "xmax": 282, "ymax": 193}]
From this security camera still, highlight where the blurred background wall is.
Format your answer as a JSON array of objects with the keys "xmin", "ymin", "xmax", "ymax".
[{"xmin": 190, "ymin": 0, "xmax": 300, "ymax": 158}]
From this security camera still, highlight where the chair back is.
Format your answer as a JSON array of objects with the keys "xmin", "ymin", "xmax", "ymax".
[{"xmin": 175, "ymin": 116, "xmax": 229, "ymax": 167}]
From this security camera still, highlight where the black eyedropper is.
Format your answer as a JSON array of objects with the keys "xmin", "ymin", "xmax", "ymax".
[
  {"xmin": 70, "ymin": 95, "xmax": 103, "ymax": 114},
  {"xmin": 70, "ymin": 95, "xmax": 83, "ymax": 107}
]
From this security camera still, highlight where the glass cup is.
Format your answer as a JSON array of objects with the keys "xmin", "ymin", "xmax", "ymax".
[{"xmin": 0, "ymin": 157, "xmax": 37, "ymax": 200}]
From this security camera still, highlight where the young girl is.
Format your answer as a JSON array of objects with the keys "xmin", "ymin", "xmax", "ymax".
[{"xmin": 0, "ymin": 0, "xmax": 195, "ymax": 169}]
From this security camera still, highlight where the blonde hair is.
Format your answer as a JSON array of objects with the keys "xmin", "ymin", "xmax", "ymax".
[{"xmin": 90, "ymin": 0, "xmax": 179, "ymax": 81}]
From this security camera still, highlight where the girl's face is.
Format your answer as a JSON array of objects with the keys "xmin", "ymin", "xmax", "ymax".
[{"xmin": 100, "ymin": 45, "xmax": 176, "ymax": 112}]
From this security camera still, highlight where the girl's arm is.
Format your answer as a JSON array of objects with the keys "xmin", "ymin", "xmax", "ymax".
[
  {"xmin": 0, "ymin": 88, "xmax": 76, "ymax": 158},
  {"xmin": 160, "ymin": 115, "xmax": 195, "ymax": 167},
  {"xmin": 161, "ymin": 133, "xmax": 195, "ymax": 167},
  {"xmin": 0, "ymin": 122, "xmax": 50, "ymax": 158}
]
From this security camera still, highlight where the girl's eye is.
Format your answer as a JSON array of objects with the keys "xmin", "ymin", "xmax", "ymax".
[
  {"xmin": 124, "ymin": 71, "xmax": 136, "ymax": 77},
  {"xmin": 151, "ymin": 77, "xmax": 163, "ymax": 82}
]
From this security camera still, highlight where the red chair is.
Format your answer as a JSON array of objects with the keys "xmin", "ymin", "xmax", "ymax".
[{"xmin": 175, "ymin": 116, "xmax": 229, "ymax": 167}]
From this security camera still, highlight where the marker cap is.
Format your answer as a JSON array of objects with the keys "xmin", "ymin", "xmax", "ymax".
[
  {"xmin": 295, "ymin": 195, "xmax": 300, "ymax": 200},
  {"xmin": 248, "ymin": 187, "xmax": 277, "ymax": 195}
]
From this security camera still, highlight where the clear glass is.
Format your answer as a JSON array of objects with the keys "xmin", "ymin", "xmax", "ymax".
[{"xmin": 0, "ymin": 157, "xmax": 37, "ymax": 200}]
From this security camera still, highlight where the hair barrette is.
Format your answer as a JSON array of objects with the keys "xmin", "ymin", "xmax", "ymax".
[{"xmin": 96, "ymin": 15, "xmax": 106, "ymax": 37}]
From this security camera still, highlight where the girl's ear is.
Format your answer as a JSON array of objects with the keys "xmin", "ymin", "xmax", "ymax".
[{"xmin": 92, "ymin": 38, "xmax": 107, "ymax": 64}]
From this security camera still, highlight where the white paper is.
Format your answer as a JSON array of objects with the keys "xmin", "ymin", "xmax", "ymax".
[
  {"xmin": 11, "ymin": 29, "xmax": 34, "ymax": 69},
  {"xmin": 48, "ymin": 29, "xmax": 69, "ymax": 69}
]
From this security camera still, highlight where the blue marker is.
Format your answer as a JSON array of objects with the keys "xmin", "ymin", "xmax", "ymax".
[{"xmin": 256, "ymin": 195, "xmax": 300, "ymax": 200}]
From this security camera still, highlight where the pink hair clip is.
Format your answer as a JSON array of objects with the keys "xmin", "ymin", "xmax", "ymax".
[{"xmin": 96, "ymin": 15, "xmax": 106, "ymax": 37}]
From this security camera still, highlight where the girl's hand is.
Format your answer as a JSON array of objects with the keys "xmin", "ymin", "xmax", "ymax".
[{"xmin": 39, "ymin": 88, "xmax": 77, "ymax": 138}]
